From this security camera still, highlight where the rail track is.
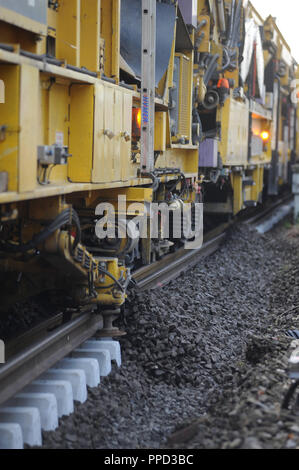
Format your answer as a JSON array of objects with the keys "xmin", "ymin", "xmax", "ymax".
[
  {"xmin": 133, "ymin": 224, "xmax": 230, "ymax": 291},
  {"xmin": 243, "ymin": 194, "xmax": 294, "ymax": 226},
  {"xmin": 133, "ymin": 193, "xmax": 294, "ymax": 291},
  {"xmin": 0, "ymin": 309, "xmax": 102, "ymax": 406},
  {"xmin": 0, "ymin": 194, "xmax": 294, "ymax": 448}
]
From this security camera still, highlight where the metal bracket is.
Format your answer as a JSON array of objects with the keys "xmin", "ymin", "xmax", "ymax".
[{"xmin": 140, "ymin": 0, "xmax": 156, "ymax": 173}]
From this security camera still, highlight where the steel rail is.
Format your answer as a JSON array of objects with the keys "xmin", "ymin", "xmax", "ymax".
[
  {"xmin": 0, "ymin": 195, "xmax": 291, "ymax": 406},
  {"xmin": 133, "ymin": 227, "xmax": 229, "ymax": 290},
  {"xmin": 243, "ymin": 194, "xmax": 293, "ymax": 226},
  {"xmin": 0, "ymin": 312, "xmax": 103, "ymax": 406},
  {"xmin": 133, "ymin": 192, "xmax": 293, "ymax": 290}
]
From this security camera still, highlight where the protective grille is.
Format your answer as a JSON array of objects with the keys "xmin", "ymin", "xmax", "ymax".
[{"xmin": 178, "ymin": 55, "xmax": 190, "ymax": 138}]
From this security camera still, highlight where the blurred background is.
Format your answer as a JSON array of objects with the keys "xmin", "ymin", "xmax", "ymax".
[{"xmin": 252, "ymin": 0, "xmax": 299, "ymax": 61}]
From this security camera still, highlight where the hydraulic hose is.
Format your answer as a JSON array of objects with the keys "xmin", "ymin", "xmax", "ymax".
[
  {"xmin": 204, "ymin": 54, "xmax": 220, "ymax": 85},
  {"xmin": 231, "ymin": 0, "xmax": 242, "ymax": 48},
  {"xmin": 1, "ymin": 208, "xmax": 81, "ymax": 253},
  {"xmin": 219, "ymin": 47, "xmax": 231, "ymax": 73},
  {"xmin": 226, "ymin": 0, "xmax": 236, "ymax": 47}
]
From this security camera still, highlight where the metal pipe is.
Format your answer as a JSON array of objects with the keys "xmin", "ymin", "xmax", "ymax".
[
  {"xmin": 217, "ymin": 0, "xmax": 226, "ymax": 34},
  {"xmin": 204, "ymin": 54, "xmax": 220, "ymax": 85},
  {"xmin": 227, "ymin": 0, "xmax": 236, "ymax": 47},
  {"xmin": 231, "ymin": 0, "xmax": 242, "ymax": 48}
]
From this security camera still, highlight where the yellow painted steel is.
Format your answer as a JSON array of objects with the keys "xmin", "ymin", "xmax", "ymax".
[
  {"xmin": 19, "ymin": 64, "xmax": 39, "ymax": 193},
  {"xmin": 101, "ymin": 0, "xmax": 120, "ymax": 81},
  {"xmin": 80, "ymin": 0, "xmax": 101, "ymax": 73},
  {"xmin": 68, "ymin": 83, "xmax": 94, "ymax": 182},
  {"xmin": 0, "ymin": 1, "xmax": 197, "ymax": 202},
  {"xmin": 0, "ymin": 64, "xmax": 20, "ymax": 192},
  {"xmin": 154, "ymin": 112, "xmax": 167, "ymax": 152},
  {"xmin": 0, "ymin": 0, "xmax": 298, "ymax": 308},
  {"xmin": 230, "ymin": 172, "xmax": 243, "ymax": 215},
  {"xmin": 56, "ymin": 0, "xmax": 81, "ymax": 67},
  {"xmin": 197, "ymin": 15, "xmax": 210, "ymax": 53},
  {"xmin": 218, "ymin": 96, "xmax": 249, "ymax": 167}
]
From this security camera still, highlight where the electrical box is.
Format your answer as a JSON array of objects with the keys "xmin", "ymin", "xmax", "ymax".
[{"xmin": 38, "ymin": 145, "xmax": 71, "ymax": 166}]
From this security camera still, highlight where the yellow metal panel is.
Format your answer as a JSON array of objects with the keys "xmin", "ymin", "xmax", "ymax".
[
  {"xmin": 113, "ymin": 88, "xmax": 122, "ymax": 181},
  {"xmin": 103, "ymin": 85, "xmax": 115, "ymax": 182},
  {"xmin": 244, "ymin": 186, "xmax": 251, "ymax": 202},
  {"xmin": 219, "ymin": 97, "xmax": 249, "ymax": 166},
  {"xmin": 167, "ymin": 37, "xmax": 176, "ymax": 89},
  {"xmin": 47, "ymin": 8, "xmax": 57, "ymax": 35},
  {"xmin": 155, "ymin": 112, "xmax": 166, "ymax": 152},
  {"xmin": 68, "ymin": 84, "xmax": 94, "ymax": 182},
  {"xmin": 0, "ymin": 20, "xmax": 40, "ymax": 53},
  {"xmin": 0, "ymin": 64, "xmax": 20, "ymax": 192},
  {"xmin": 101, "ymin": 0, "xmax": 120, "ymax": 81},
  {"xmin": 47, "ymin": 81, "xmax": 69, "ymax": 182},
  {"xmin": 56, "ymin": 0, "xmax": 80, "ymax": 67},
  {"xmin": 158, "ymin": 148, "xmax": 198, "ymax": 176},
  {"xmin": 231, "ymin": 173, "xmax": 243, "ymax": 214},
  {"xmin": 121, "ymin": 91, "xmax": 133, "ymax": 181},
  {"xmin": 111, "ymin": 0, "xmax": 120, "ymax": 81},
  {"xmin": 19, "ymin": 64, "xmax": 39, "ymax": 193},
  {"xmin": 92, "ymin": 82, "xmax": 105, "ymax": 183},
  {"xmin": 251, "ymin": 166, "xmax": 264, "ymax": 202},
  {"xmin": 96, "ymin": 187, "xmax": 153, "ymax": 204},
  {"xmin": 80, "ymin": 0, "xmax": 100, "ymax": 72},
  {"xmin": 93, "ymin": 82, "xmax": 124, "ymax": 183},
  {"xmin": 197, "ymin": 15, "xmax": 210, "ymax": 52}
]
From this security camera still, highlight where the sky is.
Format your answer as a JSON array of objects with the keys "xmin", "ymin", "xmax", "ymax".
[{"xmin": 251, "ymin": 0, "xmax": 299, "ymax": 62}]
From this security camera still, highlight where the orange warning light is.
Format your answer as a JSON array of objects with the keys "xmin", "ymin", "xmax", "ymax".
[
  {"xmin": 132, "ymin": 108, "xmax": 141, "ymax": 138},
  {"xmin": 261, "ymin": 130, "xmax": 270, "ymax": 142},
  {"xmin": 137, "ymin": 108, "xmax": 141, "ymax": 127}
]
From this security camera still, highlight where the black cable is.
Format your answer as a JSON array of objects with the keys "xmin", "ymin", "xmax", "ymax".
[
  {"xmin": 204, "ymin": 54, "xmax": 220, "ymax": 85},
  {"xmin": 1, "ymin": 208, "xmax": 81, "ymax": 253},
  {"xmin": 97, "ymin": 267, "xmax": 126, "ymax": 292},
  {"xmin": 219, "ymin": 47, "xmax": 231, "ymax": 73}
]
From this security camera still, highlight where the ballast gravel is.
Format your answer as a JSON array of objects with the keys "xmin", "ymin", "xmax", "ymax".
[{"xmin": 38, "ymin": 220, "xmax": 299, "ymax": 449}]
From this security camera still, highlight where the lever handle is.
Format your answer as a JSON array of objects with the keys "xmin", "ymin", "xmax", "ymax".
[{"xmin": 121, "ymin": 131, "xmax": 131, "ymax": 142}]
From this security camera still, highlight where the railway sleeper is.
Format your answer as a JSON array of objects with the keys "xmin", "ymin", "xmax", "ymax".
[{"xmin": 0, "ymin": 338, "xmax": 121, "ymax": 449}]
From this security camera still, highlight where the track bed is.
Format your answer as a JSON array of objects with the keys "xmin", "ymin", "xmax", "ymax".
[{"xmin": 38, "ymin": 218, "xmax": 299, "ymax": 450}]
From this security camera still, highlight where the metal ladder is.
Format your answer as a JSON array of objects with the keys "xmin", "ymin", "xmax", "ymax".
[{"xmin": 141, "ymin": 0, "xmax": 156, "ymax": 174}]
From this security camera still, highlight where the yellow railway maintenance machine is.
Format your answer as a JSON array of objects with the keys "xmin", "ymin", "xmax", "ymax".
[
  {"xmin": 196, "ymin": 1, "xmax": 297, "ymax": 216},
  {"xmin": 0, "ymin": 0, "xmax": 200, "ymax": 318},
  {"xmin": 0, "ymin": 0, "xmax": 297, "ymax": 318}
]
